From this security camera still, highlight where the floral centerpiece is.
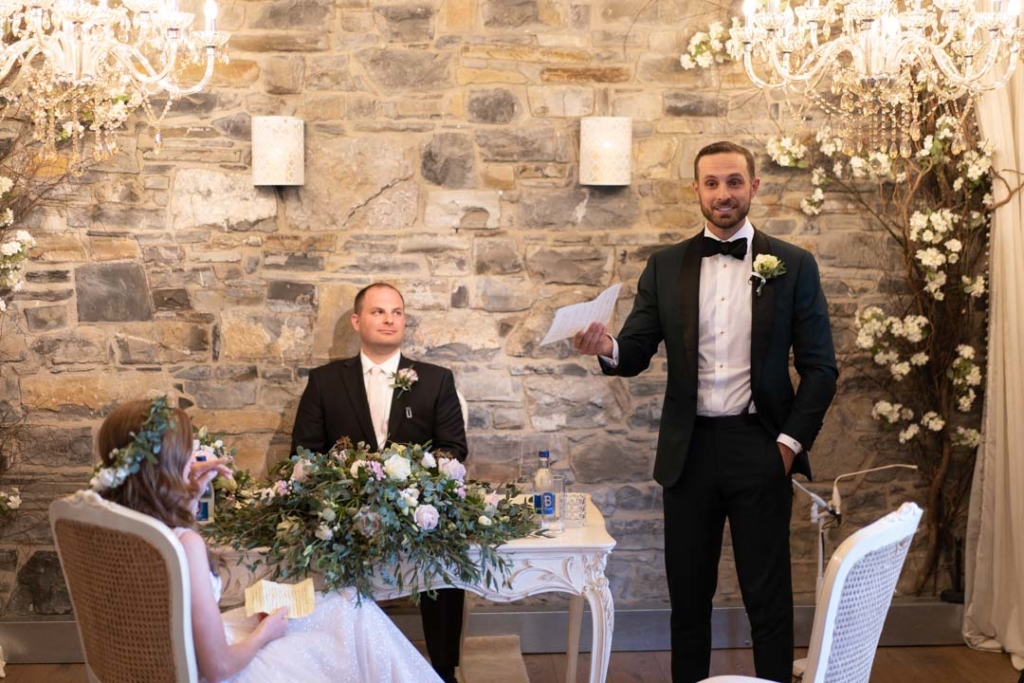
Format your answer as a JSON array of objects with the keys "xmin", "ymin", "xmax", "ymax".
[{"xmin": 206, "ymin": 439, "xmax": 538, "ymax": 600}]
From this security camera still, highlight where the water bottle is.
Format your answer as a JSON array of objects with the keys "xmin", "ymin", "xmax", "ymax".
[
  {"xmin": 194, "ymin": 454, "xmax": 215, "ymax": 524},
  {"xmin": 533, "ymin": 450, "xmax": 556, "ymax": 530}
]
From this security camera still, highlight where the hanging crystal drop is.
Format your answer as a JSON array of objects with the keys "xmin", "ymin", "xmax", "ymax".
[{"xmin": 952, "ymin": 133, "xmax": 966, "ymax": 155}]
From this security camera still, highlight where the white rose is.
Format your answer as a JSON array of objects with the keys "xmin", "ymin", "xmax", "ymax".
[
  {"xmin": 478, "ymin": 515, "xmax": 493, "ymax": 527},
  {"xmin": 400, "ymin": 486, "xmax": 421, "ymax": 508},
  {"xmin": 383, "ymin": 453, "xmax": 412, "ymax": 482},
  {"xmin": 420, "ymin": 451, "xmax": 437, "ymax": 469},
  {"xmin": 315, "ymin": 523, "xmax": 334, "ymax": 541}
]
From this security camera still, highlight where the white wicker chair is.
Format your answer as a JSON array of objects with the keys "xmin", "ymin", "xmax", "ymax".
[
  {"xmin": 701, "ymin": 501, "xmax": 923, "ymax": 683},
  {"xmin": 50, "ymin": 491, "xmax": 199, "ymax": 683}
]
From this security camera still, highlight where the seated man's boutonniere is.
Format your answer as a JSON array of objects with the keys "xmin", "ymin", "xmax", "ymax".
[
  {"xmin": 750, "ymin": 254, "xmax": 786, "ymax": 297},
  {"xmin": 390, "ymin": 367, "xmax": 419, "ymax": 396}
]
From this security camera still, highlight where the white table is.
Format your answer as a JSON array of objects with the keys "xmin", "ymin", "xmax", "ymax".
[{"xmin": 216, "ymin": 496, "xmax": 617, "ymax": 683}]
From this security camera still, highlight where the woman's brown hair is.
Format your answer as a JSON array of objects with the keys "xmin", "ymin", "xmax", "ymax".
[{"xmin": 97, "ymin": 398, "xmax": 198, "ymax": 529}]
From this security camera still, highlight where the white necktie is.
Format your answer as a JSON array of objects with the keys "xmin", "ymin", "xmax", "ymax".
[{"xmin": 366, "ymin": 366, "xmax": 388, "ymax": 449}]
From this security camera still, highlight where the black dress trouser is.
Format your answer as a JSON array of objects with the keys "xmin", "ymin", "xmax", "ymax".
[
  {"xmin": 420, "ymin": 587, "xmax": 465, "ymax": 673},
  {"xmin": 663, "ymin": 413, "xmax": 794, "ymax": 683}
]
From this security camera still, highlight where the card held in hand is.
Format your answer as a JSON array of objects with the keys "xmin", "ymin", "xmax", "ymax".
[{"xmin": 244, "ymin": 577, "xmax": 315, "ymax": 619}]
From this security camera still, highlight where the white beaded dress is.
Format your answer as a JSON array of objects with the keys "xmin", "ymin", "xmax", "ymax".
[{"xmin": 175, "ymin": 530, "xmax": 443, "ymax": 683}]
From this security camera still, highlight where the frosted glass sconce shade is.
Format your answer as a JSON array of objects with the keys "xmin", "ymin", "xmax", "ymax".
[
  {"xmin": 252, "ymin": 116, "xmax": 305, "ymax": 186},
  {"xmin": 579, "ymin": 117, "xmax": 632, "ymax": 186}
]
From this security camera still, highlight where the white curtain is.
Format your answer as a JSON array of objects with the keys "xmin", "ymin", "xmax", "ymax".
[{"xmin": 966, "ymin": 70, "xmax": 1024, "ymax": 671}]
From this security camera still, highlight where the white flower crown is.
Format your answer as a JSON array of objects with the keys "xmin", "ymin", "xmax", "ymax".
[{"xmin": 91, "ymin": 396, "xmax": 175, "ymax": 493}]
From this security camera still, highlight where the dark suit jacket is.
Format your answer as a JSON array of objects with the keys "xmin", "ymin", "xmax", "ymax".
[
  {"xmin": 604, "ymin": 229, "xmax": 838, "ymax": 486},
  {"xmin": 291, "ymin": 354, "xmax": 468, "ymax": 461}
]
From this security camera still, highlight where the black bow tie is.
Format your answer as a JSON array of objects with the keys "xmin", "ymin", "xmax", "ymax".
[{"xmin": 701, "ymin": 236, "xmax": 747, "ymax": 260}]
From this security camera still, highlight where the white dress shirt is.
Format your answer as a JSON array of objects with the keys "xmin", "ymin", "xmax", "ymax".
[
  {"xmin": 605, "ymin": 221, "xmax": 803, "ymax": 454},
  {"xmin": 697, "ymin": 222, "xmax": 755, "ymax": 417},
  {"xmin": 361, "ymin": 350, "xmax": 401, "ymax": 448}
]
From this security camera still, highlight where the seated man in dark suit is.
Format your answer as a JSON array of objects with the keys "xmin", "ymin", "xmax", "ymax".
[{"xmin": 292, "ymin": 282, "xmax": 468, "ymax": 683}]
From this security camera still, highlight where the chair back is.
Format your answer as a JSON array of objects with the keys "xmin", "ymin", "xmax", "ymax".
[
  {"xmin": 49, "ymin": 491, "xmax": 199, "ymax": 683},
  {"xmin": 803, "ymin": 501, "xmax": 923, "ymax": 683}
]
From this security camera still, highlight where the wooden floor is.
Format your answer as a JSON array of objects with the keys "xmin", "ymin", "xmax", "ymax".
[
  {"xmin": 3, "ymin": 646, "xmax": 1017, "ymax": 682},
  {"xmin": 522, "ymin": 646, "xmax": 1018, "ymax": 682}
]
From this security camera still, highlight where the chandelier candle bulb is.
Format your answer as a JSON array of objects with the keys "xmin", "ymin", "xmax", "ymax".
[{"xmin": 205, "ymin": 0, "xmax": 217, "ymax": 31}]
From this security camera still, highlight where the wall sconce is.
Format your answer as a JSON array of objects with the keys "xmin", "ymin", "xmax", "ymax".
[
  {"xmin": 579, "ymin": 116, "xmax": 632, "ymax": 186},
  {"xmin": 252, "ymin": 116, "xmax": 305, "ymax": 186}
]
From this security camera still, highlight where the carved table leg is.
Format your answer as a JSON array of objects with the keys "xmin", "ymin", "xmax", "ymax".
[
  {"xmin": 584, "ymin": 556, "xmax": 614, "ymax": 683},
  {"xmin": 565, "ymin": 594, "xmax": 584, "ymax": 683}
]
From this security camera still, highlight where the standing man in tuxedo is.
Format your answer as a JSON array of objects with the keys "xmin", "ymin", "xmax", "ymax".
[
  {"xmin": 574, "ymin": 141, "xmax": 837, "ymax": 682},
  {"xmin": 292, "ymin": 282, "xmax": 468, "ymax": 683}
]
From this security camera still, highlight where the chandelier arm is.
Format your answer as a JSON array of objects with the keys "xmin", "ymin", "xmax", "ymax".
[
  {"xmin": 967, "ymin": 52, "xmax": 1020, "ymax": 91},
  {"xmin": 110, "ymin": 42, "xmax": 183, "ymax": 86},
  {"xmin": 767, "ymin": 39, "xmax": 851, "ymax": 84},
  {"xmin": 0, "ymin": 40, "xmax": 38, "ymax": 82},
  {"xmin": 959, "ymin": 41, "xmax": 1018, "ymax": 90},
  {"xmin": 156, "ymin": 49, "xmax": 217, "ymax": 96},
  {"xmin": 922, "ymin": 39, "xmax": 1009, "ymax": 93},
  {"xmin": 742, "ymin": 50, "xmax": 793, "ymax": 89}
]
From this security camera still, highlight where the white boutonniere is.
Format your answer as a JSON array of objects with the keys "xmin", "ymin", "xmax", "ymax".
[
  {"xmin": 750, "ymin": 254, "xmax": 786, "ymax": 297},
  {"xmin": 390, "ymin": 367, "xmax": 419, "ymax": 395}
]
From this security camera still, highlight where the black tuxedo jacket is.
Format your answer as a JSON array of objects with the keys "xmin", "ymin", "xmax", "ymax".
[
  {"xmin": 604, "ymin": 229, "xmax": 837, "ymax": 486},
  {"xmin": 291, "ymin": 354, "xmax": 468, "ymax": 461}
]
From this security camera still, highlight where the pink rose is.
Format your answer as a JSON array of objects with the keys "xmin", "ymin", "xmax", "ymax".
[
  {"xmin": 414, "ymin": 504, "xmax": 439, "ymax": 531},
  {"xmin": 290, "ymin": 458, "xmax": 310, "ymax": 482},
  {"xmin": 438, "ymin": 457, "xmax": 466, "ymax": 482}
]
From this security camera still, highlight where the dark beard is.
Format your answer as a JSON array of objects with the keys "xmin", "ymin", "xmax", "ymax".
[{"xmin": 701, "ymin": 202, "xmax": 749, "ymax": 231}]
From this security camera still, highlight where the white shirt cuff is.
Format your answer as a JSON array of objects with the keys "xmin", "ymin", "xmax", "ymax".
[
  {"xmin": 777, "ymin": 433, "xmax": 803, "ymax": 455},
  {"xmin": 599, "ymin": 337, "xmax": 619, "ymax": 367}
]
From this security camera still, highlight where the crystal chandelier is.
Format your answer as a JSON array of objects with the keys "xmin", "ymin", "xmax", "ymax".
[
  {"xmin": 0, "ymin": 0, "xmax": 230, "ymax": 160},
  {"xmin": 733, "ymin": 0, "xmax": 1023, "ymax": 155}
]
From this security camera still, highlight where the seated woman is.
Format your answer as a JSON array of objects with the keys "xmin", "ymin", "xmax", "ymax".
[{"xmin": 93, "ymin": 396, "xmax": 442, "ymax": 683}]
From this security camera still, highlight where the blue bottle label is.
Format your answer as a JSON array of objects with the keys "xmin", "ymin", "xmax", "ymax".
[
  {"xmin": 534, "ymin": 491, "xmax": 555, "ymax": 515},
  {"xmin": 196, "ymin": 500, "xmax": 209, "ymax": 522}
]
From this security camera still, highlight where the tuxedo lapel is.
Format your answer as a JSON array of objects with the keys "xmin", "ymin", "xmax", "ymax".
[
  {"xmin": 341, "ymin": 357, "xmax": 379, "ymax": 451},
  {"xmin": 386, "ymin": 354, "xmax": 412, "ymax": 442},
  {"xmin": 750, "ymin": 229, "xmax": 775, "ymax": 392},
  {"xmin": 679, "ymin": 237, "xmax": 703, "ymax": 380}
]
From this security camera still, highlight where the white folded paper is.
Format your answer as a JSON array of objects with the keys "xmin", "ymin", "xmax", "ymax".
[
  {"xmin": 540, "ymin": 283, "xmax": 622, "ymax": 346},
  {"xmin": 244, "ymin": 577, "xmax": 315, "ymax": 619}
]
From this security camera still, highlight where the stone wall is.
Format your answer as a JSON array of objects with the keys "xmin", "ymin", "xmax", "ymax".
[{"xmin": 0, "ymin": 0, "xmax": 925, "ymax": 617}]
